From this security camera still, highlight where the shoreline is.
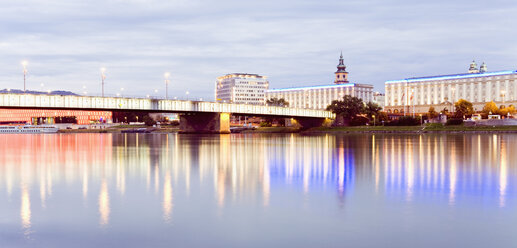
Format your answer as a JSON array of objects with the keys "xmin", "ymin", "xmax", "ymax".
[{"xmin": 55, "ymin": 125, "xmax": 517, "ymax": 134}]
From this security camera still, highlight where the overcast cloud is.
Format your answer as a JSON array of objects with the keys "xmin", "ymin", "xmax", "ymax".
[{"xmin": 1, "ymin": 0, "xmax": 516, "ymax": 99}]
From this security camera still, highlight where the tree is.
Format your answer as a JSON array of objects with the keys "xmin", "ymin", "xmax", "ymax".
[
  {"xmin": 482, "ymin": 101, "xmax": 499, "ymax": 115},
  {"xmin": 266, "ymin": 97, "xmax": 289, "ymax": 107},
  {"xmin": 362, "ymin": 102, "xmax": 382, "ymax": 120},
  {"xmin": 377, "ymin": 112, "xmax": 390, "ymax": 123},
  {"xmin": 143, "ymin": 115, "xmax": 156, "ymax": 126},
  {"xmin": 427, "ymin": 106, "xmax": 439, "ymax": 119},
  {"xmin": 454, "ymin": 99, "xmax": 474, "ymax": 118},
  {"xmin": 499, "ymin": 105, "xmax": 516, "ymax": 117},
  {"xmin": 441, "ymin": 107, "xmax": 449, "ymax": 116},
  {"xmin": 326, "ymin": 95, "xmax": 364, "ymax": 121}
]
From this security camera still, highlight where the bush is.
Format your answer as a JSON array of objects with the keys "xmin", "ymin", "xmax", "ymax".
[
  {"xmin": 259, "ymin": 122, "xmax": 272, "ymax": 127},
  {"xmin": 386, "ymin": 116, "xmax": 421, "ymax": 126},
  {"xmin": 143, "ymin": 116, "xmax": 156, "ymax": 126},
  {"xmin": 426, "ymin": 123, "xmax": 444, "ymax": 128},
  {"xmin": 446, "ymin": 118, "xmax": 463, "ymax": 125},
  {"xmin": 349, "ymin": 116, "xmax": 369, "ymax": 126}
]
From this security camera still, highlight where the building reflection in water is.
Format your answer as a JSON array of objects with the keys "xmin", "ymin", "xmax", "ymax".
[{"xmin": 0, "ymin": 133, "xmax": 516, "ymax": 230}]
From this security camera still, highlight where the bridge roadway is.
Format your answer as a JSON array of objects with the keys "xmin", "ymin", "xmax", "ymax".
[{"xmin": 0, "ymin": 93, "xmax": 335, "ymax": 133}]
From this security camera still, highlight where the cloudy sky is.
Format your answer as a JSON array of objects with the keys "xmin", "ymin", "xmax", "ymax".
[{"xmin": 1, "ymin": 0, "xmax": 516, "ymax": 99}]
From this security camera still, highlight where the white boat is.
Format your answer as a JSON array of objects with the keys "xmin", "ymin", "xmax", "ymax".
[{"xmin": 0, "ymin": 125, "xmax": 58, "ymax": 134}]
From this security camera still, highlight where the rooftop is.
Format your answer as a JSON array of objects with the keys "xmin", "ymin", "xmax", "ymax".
[
  {"xmin": 386, "ymin": 70, "xmax": 517, "ymax": 84},
  {"xmin": 217, "ymin": 73, "xmax": 266, "ymax": 80},
  {"xmin": 267, "ymin": 83, "xmax": 373, "ymax": 92}
]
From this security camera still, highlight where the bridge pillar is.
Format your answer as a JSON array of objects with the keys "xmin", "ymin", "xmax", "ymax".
[{"xmin": 179, "ymin": 112, "xmax": 230, "ymax": 134}]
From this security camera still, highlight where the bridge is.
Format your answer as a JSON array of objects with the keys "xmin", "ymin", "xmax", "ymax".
[{"xmin": 0, "ymin": 93, "xmax": 334, "ymax": 133}]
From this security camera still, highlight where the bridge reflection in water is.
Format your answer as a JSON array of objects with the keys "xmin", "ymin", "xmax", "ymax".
[{"xmin": 0, "ymin": 133, "xmax": 515, "ymax": 244}]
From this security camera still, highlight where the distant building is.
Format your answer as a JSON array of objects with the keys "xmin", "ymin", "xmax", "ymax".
[
  {"xmin": 0, "ymin": 108, "xmax": 112, "ymax": 125},
  {"xmin": 373, "ymin": 92, "xmax": 385, "ymax": 110},
  {"xmin": 266, "ymin": 53, "xmax": 373, "ymax": 109},
  {"xmin": 385, "ymin": 61, "xmax": 517, "ymax": 114},
  {"xmin": 215, "ymin": 73, "xmax": 269, "ymax": 105}
]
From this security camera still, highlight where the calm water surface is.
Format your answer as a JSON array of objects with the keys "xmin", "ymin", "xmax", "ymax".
[{"xmin": 0, "ymin": 133, "xmax": 515, "ymax": 247}]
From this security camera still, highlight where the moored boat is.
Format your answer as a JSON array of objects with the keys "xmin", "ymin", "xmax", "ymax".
[{"xmin": 0, "ymin": 125, "xmax": 59, "ymax": 134}]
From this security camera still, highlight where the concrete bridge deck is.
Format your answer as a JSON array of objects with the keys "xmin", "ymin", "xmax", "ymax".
[{"xmin": 0, "ymin": 93, "xmax": 335, "ymax": 133}]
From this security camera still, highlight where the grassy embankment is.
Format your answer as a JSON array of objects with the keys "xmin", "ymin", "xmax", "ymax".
[{"xmin": 308, "ymin": 124, "xmax": 517, "ymax": 133}]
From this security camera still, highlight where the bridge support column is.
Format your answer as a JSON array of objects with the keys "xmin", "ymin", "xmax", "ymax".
[{"xmin": 179, "ymin": 112, "xmax": 230, "ymax": 134}]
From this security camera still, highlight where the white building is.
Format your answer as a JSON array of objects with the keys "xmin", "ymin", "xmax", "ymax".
[
  {"xmin": 266, "ymin": 54, "xmax": 374, "ymax": 109},
  {"xmin": 385, "ymin": 61, "xmax": 517, "ymax": 114},
  {"xmin": 373, "ymin": 92, "xmax": 385, "ymax": 110},
  {"xmin": 215, "ymin": 73, "xmax": 269, "ymax": 105}
]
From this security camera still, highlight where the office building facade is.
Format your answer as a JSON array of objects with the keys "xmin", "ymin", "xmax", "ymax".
[{"xmin": 215, "ymin": 73, "xmax": 269, "ymax": 105}]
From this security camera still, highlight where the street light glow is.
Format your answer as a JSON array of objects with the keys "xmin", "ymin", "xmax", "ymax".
[
  {"xmin": 22, "ymin": 61, "xmax": 28, "ymax": 92},
  {"xmin": 164, "ymin": 72, "xmax": 171, "ymax": 99},
  {"xmin": 100, "ymin": 68, "xmax": 106, "ymax": 97}
]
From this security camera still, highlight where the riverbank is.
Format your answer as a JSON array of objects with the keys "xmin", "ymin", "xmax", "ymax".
[
  {"xmin": 56, "ymin": 124, "xmax": 517, "ymax": 134},
  {"xmin": 306, "ymin": 125, "xmax": 517, "ymax": 133},
  {"xmin": 58, "ymin": 125, "xmax": 179, "ymax": 133}
]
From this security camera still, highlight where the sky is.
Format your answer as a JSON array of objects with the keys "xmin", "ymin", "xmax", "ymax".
[{"xmin": 0, "ymin": 0, "xmax": 516, "ymax": 100}]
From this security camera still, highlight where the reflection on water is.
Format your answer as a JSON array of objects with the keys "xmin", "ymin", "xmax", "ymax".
[
  {"xmin": 0, "ymin": 133, "xmax": 516, "ymax": 247},
  {"xmin": 98, "ymin": 180, "xmax": 110, "ymax": 227}
]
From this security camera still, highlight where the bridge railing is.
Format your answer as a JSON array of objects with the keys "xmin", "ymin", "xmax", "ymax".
[{"xmin": 0, "ymin": 93, "xmax": 335, "ymax": 119}]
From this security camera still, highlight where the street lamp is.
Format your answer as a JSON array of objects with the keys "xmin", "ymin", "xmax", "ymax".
[
  {"xmin": 372, "ymin": 115, "xmax": 376, "ymax": 126},
  {"xmin": 164, "ymin": 72, "xmax": 170, "ymax": 99},
  {"xmin": 451, "ymin": 87, "xmax": 456, "ymax": 115},
  {"xmin": 411, "ymin": 88, "xmax": 415, "ymax": 117},
  {"xmin": 21, "ymin": 61, "xmax": 28, "ymax": 92},
  {"xmin": 186, "ymin": 91, "xmax": 189, "ymax": 100},
  {"xmin": 120, "ymin": 87, "xmax": 124, "ymax": 97},
  {"xmin": 100, "ymin": 68, "xmax": 106, "ymax": 97},
  {"xmin": 501, "ymin": 90, "xmax": 506, "ymax": 107}
]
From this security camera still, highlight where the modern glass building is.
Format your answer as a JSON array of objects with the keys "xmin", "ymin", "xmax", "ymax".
[
  {"xmin": 0, "ymin": 108, "xmax": 112, "ymax": 124},
  {"xmin": 215, "ymin": 73, "xmax": 269, "ymax": 105}
]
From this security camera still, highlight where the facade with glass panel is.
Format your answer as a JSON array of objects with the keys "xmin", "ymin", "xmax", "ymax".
[{"xmin": 215, "ymin": 73, "xmax": 269, "ymax": 105}]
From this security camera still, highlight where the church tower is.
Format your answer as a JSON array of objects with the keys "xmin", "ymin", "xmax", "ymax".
[
  {"xmin": 468, "ymin": 60, "xmax": 479, "ymax": 73},
  {"xmin": 334, "ymin": 52, "xmax": 349, "ymax": 84}
]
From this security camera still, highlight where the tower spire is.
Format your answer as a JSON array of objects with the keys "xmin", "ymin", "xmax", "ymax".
[{"xmin": 335, "ymin": 52, "xmax": 349, "ymax": 84}]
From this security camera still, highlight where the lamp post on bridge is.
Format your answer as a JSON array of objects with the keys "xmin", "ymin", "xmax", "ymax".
[
  {"xmin": 21, "ymin": 61, "xmax": 28, "ymax": 92},
  {"xmin": 186, "ymin": 91, "xmax": 189, "ymax": 101},
  {"xmin": 100, "ymin": 67, "xmax": 106, "ymax": 97},
  {"xmin": 164, "ymin": 72, "xmax": 170, "ymax": 99}
]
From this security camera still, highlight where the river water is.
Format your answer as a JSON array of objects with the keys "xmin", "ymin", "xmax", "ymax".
[{"xmin": 0, "ymin": 133, "xmax": 515, "ymax": 247}]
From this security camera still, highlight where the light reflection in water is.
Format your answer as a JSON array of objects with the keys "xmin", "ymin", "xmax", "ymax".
[
  {"xmin": 99, "ymin": 180, "xmax": 110, "ymax": 227},
  {"xmin": 20, "ymin": 184, "xmax": 31, "ymax": 231},
  {"xmin": 0, "ymin": 133, "xmax": 516, "ymax": 239},
  {"xmin": 163, "ymin": 173, "xmax": 173, "ymax": 223}
]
